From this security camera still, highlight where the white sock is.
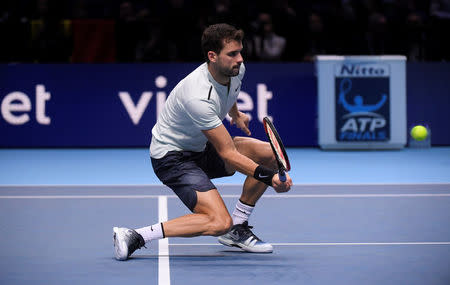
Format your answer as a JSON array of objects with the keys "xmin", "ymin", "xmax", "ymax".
[
  {"xmin": 135, "ymin": 223, "xmax": 165, "ymax": 243},
  {"xmin": 232, "ymin": 200, "xmax": 254, "ymax": 225}
]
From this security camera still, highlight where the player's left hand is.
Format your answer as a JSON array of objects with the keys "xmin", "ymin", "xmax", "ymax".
[
  {"xmin": 230, "ymin": 111, "xmax": 251, "ymax": 136},
  {"xmin": 272, "ymin": 172, "xmax": 293, "ymax": 193}
]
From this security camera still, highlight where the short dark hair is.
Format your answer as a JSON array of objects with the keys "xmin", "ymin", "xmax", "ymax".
[{"xmin": 201, "ymin": 23, "xmax": 244, "ymax": 62}]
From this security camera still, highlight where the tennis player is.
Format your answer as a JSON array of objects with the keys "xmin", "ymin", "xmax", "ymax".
[{"xmin": 113, "ymin": 23, "xmax": 292, "ymax": 261}]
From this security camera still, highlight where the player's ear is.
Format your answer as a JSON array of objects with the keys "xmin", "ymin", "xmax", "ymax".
[{"xmin": 207, "ymin": 51, "xmax": 217, "ymax": 62}]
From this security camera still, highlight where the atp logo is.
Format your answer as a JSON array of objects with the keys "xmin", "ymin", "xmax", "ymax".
[{"xmin": 335, "ymin": 77, "xmax": 390, "ymax": 141}]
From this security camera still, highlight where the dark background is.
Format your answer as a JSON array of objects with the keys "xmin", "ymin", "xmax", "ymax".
[{"xmin": 1, "ymin": 0, "xmax": 449, "ymax": 63}]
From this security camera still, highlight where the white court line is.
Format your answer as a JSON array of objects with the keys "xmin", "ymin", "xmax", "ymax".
[
  {"xmin": 1, "ymin": 194, "xmax": 450, "ymax": 199},
  {"xmin": 0, "ymin": 195, "xmax": 164, "ymax": 199},
  {"xmin": 1, "ymin": 182, "xmax": 449, "ymax": 188},
  {"xmin": 222, "ymin": 194, "xmax": 450, "ymax": 198},
  {"xmin": 169, "ymin": 242, "xmax": 450, "ymax": 246},
  {"xmin": 158, "ymin": 196, "xmax": 170, "ymax": 285}
]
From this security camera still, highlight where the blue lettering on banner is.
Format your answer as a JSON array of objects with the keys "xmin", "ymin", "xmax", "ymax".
[
  {"xmin": 335, "ymin": 76, "xmax": 390, "ymax": 142},
  {"xmin": 335, "ymin": 62, "xmax": 390, "ymax": 77}
]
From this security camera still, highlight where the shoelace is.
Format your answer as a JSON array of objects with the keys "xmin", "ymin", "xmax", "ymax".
[
  {"xmin": 127, "ymin": 231, "xmax": 146, "ymax": 257},
  {"xmin": 233, "ymin": 221, "xmax": 261, "ymax": 241}
]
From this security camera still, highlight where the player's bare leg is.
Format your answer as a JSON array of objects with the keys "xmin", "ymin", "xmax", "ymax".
[
  {"xmin": 163, "ymin": 189, "xmax": 232, "ymax": 237},
  {"xmin": 232, "ymin": 136, "xmax": 276, "ymax": 204},
  {"xmin": 218, "ymin": 136, "xmax": 277, "ymax": 253},
  {"xmin": 115, "ymin": 189, "xmax": 232, "ymax": 260}
]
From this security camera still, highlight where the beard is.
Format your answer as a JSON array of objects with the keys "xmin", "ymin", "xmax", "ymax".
[{"xmin": 219, "ymin": 63, "xmax": 240, "ymax": 77}]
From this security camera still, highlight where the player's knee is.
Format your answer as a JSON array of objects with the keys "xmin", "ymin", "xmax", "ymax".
[
  {"xmin": 261, "ymin": 143, "xmax": 277, "ymax": 168},
  {"xmin": 209, "ymin": 215, "xmax": 232, "ymax": 236}
]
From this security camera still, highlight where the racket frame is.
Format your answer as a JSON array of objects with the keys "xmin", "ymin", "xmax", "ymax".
[{"xmin": 263, "ymin": 117, "xmax": 291, "ymax": 182}]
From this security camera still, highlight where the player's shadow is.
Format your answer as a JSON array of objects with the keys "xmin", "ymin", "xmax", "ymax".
[
  {"xmin": 129, "ymin": 249, "xmax": 286, "ymax": 267},
  {"xmin": 131, "ymin": 253, "xmax": 229, "ymax": 259}
]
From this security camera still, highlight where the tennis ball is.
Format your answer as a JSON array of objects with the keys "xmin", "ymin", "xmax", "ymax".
[{"xmin": 410, "ymin": 125, "xmax": 428, "ymax": 141}]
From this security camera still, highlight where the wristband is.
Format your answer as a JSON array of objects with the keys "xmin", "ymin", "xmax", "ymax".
[{"xmin": 253, "ymin": 165, "xmax": 275, "ymax": 186}]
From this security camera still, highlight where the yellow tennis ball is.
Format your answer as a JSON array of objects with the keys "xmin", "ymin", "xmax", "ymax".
[{"xmin": 410, "ymin": 125, "xmax": 428, "ymax": 141}]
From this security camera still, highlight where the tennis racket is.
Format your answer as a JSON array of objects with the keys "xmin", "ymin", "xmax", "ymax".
[{"xmin": 263, "ymin": 117, "xmax": 291, "ymax": 182}]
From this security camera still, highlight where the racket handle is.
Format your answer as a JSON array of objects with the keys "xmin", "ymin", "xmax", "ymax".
[{"xmin": 279, "ymin": 170, "xmax": 286, "ymax": 182}]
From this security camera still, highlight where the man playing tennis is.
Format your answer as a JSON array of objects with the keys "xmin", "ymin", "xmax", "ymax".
[{"xmin": 113, "ymin": 23, "xmax": 292, "ymax": 261}]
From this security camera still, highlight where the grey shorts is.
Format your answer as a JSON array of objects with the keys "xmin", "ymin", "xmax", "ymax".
[{"xmin": 151, "ymin": 142, "xmax": 235, "ymax": 212}]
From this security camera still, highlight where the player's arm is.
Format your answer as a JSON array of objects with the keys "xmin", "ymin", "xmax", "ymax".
[
  {"xmin": 202, "ymin": 124, "xmax": 291, "ymax": 192},
  {"xmin": 203, "ymin": 124, "xmax": 256, "ymax": 176},
  {"xmin": 228, "ymin": 103, "xmax": 251, "ymax": 136}
]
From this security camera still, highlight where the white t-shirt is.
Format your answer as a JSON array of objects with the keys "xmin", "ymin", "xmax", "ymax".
[{"xmin": 150, "ymin": 62, "xmax": 245, "ymax": 159}]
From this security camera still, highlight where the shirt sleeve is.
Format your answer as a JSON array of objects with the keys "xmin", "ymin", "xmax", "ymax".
[{"xmin": 184, "ymin": 97, "xmax": 222, "ymax": 130}]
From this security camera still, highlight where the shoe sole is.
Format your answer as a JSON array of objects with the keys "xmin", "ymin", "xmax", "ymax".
[
  {"xmin": 218, "ymin": 236, "xmax": 273, "ymax": 253},
  {"xmin": 113, "ymin": 227, "xmax": 129, "ymax": 261}
]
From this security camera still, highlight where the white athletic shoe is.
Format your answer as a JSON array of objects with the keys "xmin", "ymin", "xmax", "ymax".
[
  {"xmin": 218, "ymin": 221, "xmax": 273, "ymax": 253},
  {"xmin": 113, "ymin": 227, "xmax": 146, "ymax": 261}
]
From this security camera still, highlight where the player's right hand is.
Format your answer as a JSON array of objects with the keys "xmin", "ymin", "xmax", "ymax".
[
  {"xmin": 230, "ymin": 111, "xmax": 251, "ymax": 136},
  {"xmin": 272, "ymin": 173, "xmax": 292, "ymax": 193}
]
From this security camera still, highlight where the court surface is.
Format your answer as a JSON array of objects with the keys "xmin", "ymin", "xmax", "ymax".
[{"xmin": 1, "ymin": 147, "xmax": 450, "ymax": 285}]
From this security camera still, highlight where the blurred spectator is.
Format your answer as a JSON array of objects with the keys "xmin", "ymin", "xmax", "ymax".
[
  {"xmin": 404, "ymin": 0, "xmax": 430, "ymax": 61},
  {"xmin": 71, "ymin": 0, "xmax": 116, "ymax": 19},
  {"xmin": 429, "ymin": 0, "xmax": 450, "ymax": 60},
  {"xmin": 115, "ymin": 1, "xmax": 139, "ymax": 62},
  {"xmin": 72, "ymin": 0, "xmax": 89, "ymax": 19},
  {"xmin": 270, "ymin": 0, "xmax": 302, "ymax": 61},
  {"xmin": 71, "ymin": 19, "xmax": 115, "ymax": 62},
  {"xmin": 366, "ymin": 11, "xmax": 389, "ymax": 55},
  {"xmin": 333, "ymin": 0, "xmax": 366, "ymax": 55},
  {"xmin": 135, "ymin": 14, "xmax": 167, "ymax": 62},
  {"xmin": 31, "ymin": 0, "xmax": 72, "ymax": 62},
  {"xmin": 160, "ymin": 0, "xmax": 196, "ymax": 61},
  {"xmin": 302, "ymin": 12, "xmax": 328, "ymax": 61},
  {"xmin": 0, "ymin": 0, "xmax": 32, "ymax": 62},
  {"xmin": 209, "ymin": 0, "xmax": 234, "ymax": 24},
  {"xmin": 430, "ymin": 0, "xmax": 450, "ymax": 18},
  {"xmin": 247, "ymin": 13, "xmax": 286, "ymax": 61}
]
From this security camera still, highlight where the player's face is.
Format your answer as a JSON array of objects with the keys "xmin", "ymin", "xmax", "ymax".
[{"xmin": 216, "ymin": 40, "xmax": 243, "ymax": 77}]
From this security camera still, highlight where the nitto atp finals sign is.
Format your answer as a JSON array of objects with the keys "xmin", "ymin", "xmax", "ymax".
[{"xmin": 334, "ymin": 62, "xmax": 390, "ymax": 141}]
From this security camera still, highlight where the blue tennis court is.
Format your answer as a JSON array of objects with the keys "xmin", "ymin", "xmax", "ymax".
[{"xmin": 1, "ymin": 147, "xmax": 450, "ymax": 285}]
